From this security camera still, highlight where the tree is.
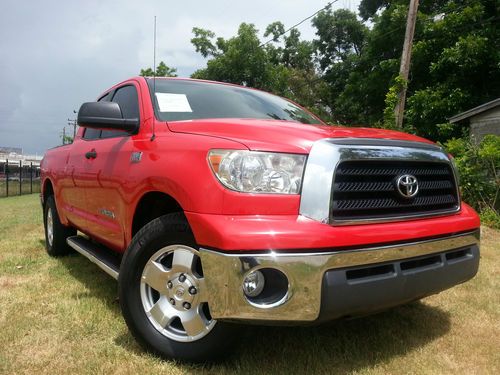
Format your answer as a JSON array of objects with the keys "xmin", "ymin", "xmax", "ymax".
[
  {"xmin": 313, "ymin": 8, "xmax": 367, "ymax": 67},
  {"xmin": 191, "ymin": 23, "xmax": 275, "ymax": 89},
  {"xmin": 312, "ymin": 0, "xmax": 499, "ymax": 136},
  {"xmin": 358, "ymin": 0, "xmax": 389, "ymax": 20},
  {"xmin": 140, "ymin": 61, "xmax": 177, "ymax": 77},
  {"xmin": 405, "ymin": 0, "xmax": 500, "ymax": 140},
  {"xmin": 61, "ymin": 134, "xmax": 73, "ymax": 145},
  {"xmin": 190, "ymin": 22, "xmax": 329, "ymax": 119},
  {"xmin": 445, "ymin": 135, "xmax": 499, "ymax": 227},
  {"xmin": 312, "ymin": 8, "xmax": 370, "ymax": 124},
  {"xmin": 191, "ymin": 27, "xmax": 219, "ymax": 58},
  {"xmin": 264, "ymin": 23, "xmax": 314, "ymax": 71}
]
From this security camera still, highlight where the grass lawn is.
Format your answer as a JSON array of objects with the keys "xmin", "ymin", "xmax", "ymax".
[{"xmin": 0, "ymin": 194, "xmax": 499, "ymax": 374}]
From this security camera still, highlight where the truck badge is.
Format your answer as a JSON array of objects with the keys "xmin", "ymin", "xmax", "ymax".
[
  {"xmin": 396, "ymin": 174, "xmax": 419, "ymax": 198},
  {"xmin": 130, "ymin": 152, "xmax": 143, "ymax": 163},
  {"xmin": 100, "ymin": 209, "xmax": 116, "ymax": 219}
]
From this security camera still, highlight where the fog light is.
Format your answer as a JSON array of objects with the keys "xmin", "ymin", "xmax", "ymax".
[{"xmin": 242, "ymin": 270, "xmax": 265, "ymax": 297}]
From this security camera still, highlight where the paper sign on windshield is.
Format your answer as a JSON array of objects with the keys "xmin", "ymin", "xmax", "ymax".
[{"xmin": 155, "ymin": 93, "xmax": 193, "ymax": 112}]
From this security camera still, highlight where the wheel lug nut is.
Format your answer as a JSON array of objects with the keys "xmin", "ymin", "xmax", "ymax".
[
  {"xmin": 189, "ymin": 286, "xmax": 197, "ymax": 295},
  {"xmin": 183, "ymin": 302, "xmax": 191, "ymax": 310},
  {"xmin": 178, "ymin": 274, "xmax": 186, "ymax": 282},
  {"xmin": 167, "ymin": 281, "xmax": 173, "ymax": 289},
  {"xmin": 169, "ymin": 298, "xmax": 175, "ymax": 305}
]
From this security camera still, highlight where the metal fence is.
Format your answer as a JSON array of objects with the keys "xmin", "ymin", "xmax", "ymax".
[{"xmin": 0, "ymin": 160, "xmax": 41, "ymax": 198}]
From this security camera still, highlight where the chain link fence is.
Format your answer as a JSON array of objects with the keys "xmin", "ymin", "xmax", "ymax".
[{"xmin": 0, "ymin": 160, "xmax": 41, "ymax": 198}]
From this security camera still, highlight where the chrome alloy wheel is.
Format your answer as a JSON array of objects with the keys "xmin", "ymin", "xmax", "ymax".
[
  {"xmin": 140, "ymin": 245, "xmax": 216, "ymax": 342},
  {"xmin": 46, "ymin": 209, "xmax": 54, "ymax": 247}
]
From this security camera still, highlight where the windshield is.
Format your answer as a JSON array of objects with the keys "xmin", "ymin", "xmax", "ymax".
[{"xmin": 148, "ymin": 79, "xmax": 322, "ymax": 125}]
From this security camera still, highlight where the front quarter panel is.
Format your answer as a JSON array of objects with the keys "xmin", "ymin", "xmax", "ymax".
[{"xmin": 121, "ymin": 132, "xmax": 249, "ymax": 246}]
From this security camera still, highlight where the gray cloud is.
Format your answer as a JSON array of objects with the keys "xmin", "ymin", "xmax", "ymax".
[{"xmin": 0, "ymin": 0, "xmax": 359, "ymax": 154}]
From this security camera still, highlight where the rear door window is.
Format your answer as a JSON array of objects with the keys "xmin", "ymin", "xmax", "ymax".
[
  {"xmin": 83, "ymin": 128, "xmax": 101, "ymax": 140},
  {"xmin": 101, "ymin": 85, "xmax": 139, "ymax": 139},
  {"xmin": 82, "ymin": 92, "xmax": 110, "ymax": 139}
]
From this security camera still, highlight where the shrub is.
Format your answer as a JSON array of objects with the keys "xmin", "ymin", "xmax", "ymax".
[{"xmin": 444, "ymin": 135, "xmax": 500, "ymax": 228}]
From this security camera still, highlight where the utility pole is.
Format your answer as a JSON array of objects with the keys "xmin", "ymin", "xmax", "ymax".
[
  {"xmin": 394, "ymin": 0, "xmax": 419, "ymax": 128},
  {"xmin": 67, "ymin": 118, "xmax": 77, "ymax": 139},
  {"xmin": 68, "ymin": 110, "xmax": 78, "ymax": 140}
]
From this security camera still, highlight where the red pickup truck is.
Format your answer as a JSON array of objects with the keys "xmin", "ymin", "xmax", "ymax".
[{"xmin": 41, "ymin": 77, "xmax": 480, "ymax": 362}]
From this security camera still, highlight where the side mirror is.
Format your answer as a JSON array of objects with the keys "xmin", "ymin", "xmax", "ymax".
[{"xmin": 77, "ymin": 102, "xmax": 139, "ymax": 133}]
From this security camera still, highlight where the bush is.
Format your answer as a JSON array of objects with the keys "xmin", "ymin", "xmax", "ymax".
[{"xmin": 444, "ymin": 135, "xmax": 500, "ymax": 228}]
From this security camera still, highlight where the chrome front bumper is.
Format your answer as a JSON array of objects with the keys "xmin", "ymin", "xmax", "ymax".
[{"xmin": 199, "ymin": 230, "xmax": 480, "ymax": 322}]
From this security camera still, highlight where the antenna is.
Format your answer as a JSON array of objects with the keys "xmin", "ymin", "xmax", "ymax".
[{"xmin": 151, "ymin": 15, "xmax": 157, "ymax": 141}]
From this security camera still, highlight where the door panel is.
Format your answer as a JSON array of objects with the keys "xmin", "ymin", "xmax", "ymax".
[
  {"xmin": 82, "ymin": 136, "xmax": 130, "ymax": 250},
  {"xmin": 60, "ymin": 138, "xmax": 96, "ymax": 230},
  {"xmin": 81, "ymin": 83, "xmax": 142, "ymax": 251}
]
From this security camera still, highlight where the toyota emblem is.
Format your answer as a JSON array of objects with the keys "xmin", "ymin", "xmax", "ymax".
[
  {"xmin": 175, "ymin": 287, "xmax": 185, "ymax": 298},
  {"xmin": 396, "ymin": 174, "xmax": 419, "ymax": 198}
]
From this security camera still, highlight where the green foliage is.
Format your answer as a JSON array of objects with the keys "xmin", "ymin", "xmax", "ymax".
[
  {"xmin": 313, "ymin": 8, "xmax": 367, "ymax": 67},
  {"xmin": 191, "ymin": 27, "xmax": 218, "ymax": 58},
  {"xmin": 358, "ymin": 0, "xmax": 389, "ymax": 20},
  {"xmin": 317, "ymin": 3, "xmax": 408, "ymax": 125},
  {"xmin": 406, "ymin": 0, "xmax": 499, "ymax": 142},
  {"xmin": 480, "ymin": 207, "xmax": 500, "ymax": 229},
  {"xmin": 191, "ymin": 23, "xmax": 272, "ymax": 89},
  {"xmin": 314, "ymin": 0, "xmax": 499, "ymax": 135},
  {"xmin": 406, "ymin": 86, "xmax": 470, "ymax": 140},
  {"xmin": 312, "ymin": 8, "xmax": 370, "ymax": 124},
  {"xmin": 444, "ymin": 135, "xmax": 500, "ymax": 227},
  {"xmin": 189, "ymin": 22, "xmax": 329, "ymax": 119},
  {"xmin": 382, "ymin": 74, "xmax": 406, "ymax": 129},
  {"xmin": 140, "ymin": 61, "xmax": 177, "ymax": 77},
  {"xmin": 61, "ymin": 134, "xmax": 73, "ymax": 145}
]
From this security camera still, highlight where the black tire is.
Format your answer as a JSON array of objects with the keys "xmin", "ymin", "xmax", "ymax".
[
  {"xmin": 118, "ymin": 212, "xmax": 237, "ymax": 362},
  {"xmin": 43, "ymin": 195, "xmax": 76, "ymax": 256}
]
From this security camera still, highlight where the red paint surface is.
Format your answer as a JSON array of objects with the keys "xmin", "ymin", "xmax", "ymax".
[
  {"xmin": 186, "ymin": 203, "xmax": 479, "ymax": 251},
  {"xmin": 41, "ymin": 77, "xmax": 479, "ymax": 253}
]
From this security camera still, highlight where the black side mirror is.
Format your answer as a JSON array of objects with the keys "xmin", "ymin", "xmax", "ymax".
[{"xmin": 77, "ymin": 102, "xmax": 139, "ymax": 133}]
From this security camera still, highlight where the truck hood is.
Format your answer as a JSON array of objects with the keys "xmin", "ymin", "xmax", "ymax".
[{"xmin": 167, "ymin": 118, "xmax": 434, "ymax": 153}]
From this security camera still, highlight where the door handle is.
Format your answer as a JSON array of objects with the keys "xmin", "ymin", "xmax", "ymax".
[{"xmin": 85, "ymin": 150, "xmax": 97, "ymax": 159}]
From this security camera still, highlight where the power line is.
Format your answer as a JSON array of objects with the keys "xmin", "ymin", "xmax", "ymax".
[
  {"xmin": 259, "ymin": 0, "xmax": 341, "ymax": 48},
  {"xmin": 285, "ymin": 8, "xmax": 499, "ymax": 96},
  {"xmin": 262, "ymin": 0, "xmax": 476, "ymax": 53},
  {"xmin": 364, "ymin": 1, "xmax": 485, "ymax": 45}
]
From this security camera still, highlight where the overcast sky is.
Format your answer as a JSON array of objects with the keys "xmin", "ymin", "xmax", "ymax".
[{"xmin": 0, "ymin": 0, "xmax": 360, "ymax": 155}]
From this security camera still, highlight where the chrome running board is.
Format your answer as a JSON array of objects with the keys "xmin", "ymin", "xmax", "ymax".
[{"xmin": 67, "ymin": 236, "xmax": 121, "ymax": 280}]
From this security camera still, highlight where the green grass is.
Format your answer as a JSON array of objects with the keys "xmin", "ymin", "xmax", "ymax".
[{"xmin": 0, "ymin": 195, "xmax": 499, "ymax": 374}]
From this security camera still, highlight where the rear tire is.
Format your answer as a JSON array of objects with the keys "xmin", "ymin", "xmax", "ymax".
[
  {"xmin": 43, "ymin": 195, "xmax": 76, "ymax": 256},
  {"xmin": 119, "ymin": 213, "xmax": 237, "ymax": 362}
]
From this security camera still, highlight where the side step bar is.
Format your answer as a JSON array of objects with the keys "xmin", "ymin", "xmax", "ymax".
[{"xmin": 67, "ymin": 236, "xmax": 121, "ymax": 280}]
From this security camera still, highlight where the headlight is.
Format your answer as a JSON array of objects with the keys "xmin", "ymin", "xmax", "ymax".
[{"xmin": 208, "ymin": 150, "xmax": 306, "ymax": 194}]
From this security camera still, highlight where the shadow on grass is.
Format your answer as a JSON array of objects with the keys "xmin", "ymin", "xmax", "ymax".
[
  {"xmin": 57, "ymin": 253, "xmax": 121, "ymax": 315},
  {"xmin": 199, "ymin": 303, "xmax": 451, "ymax": 374},
  {"xmin": 58, "ymin": 253, "xmax": 150, "ymax": 355},
  {"xmin": 57, "ymin": 253, "xmax": 451, "ymax": 374}
]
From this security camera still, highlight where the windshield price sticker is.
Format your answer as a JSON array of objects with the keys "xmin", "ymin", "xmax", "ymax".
[{"xmin": 155, "ymin": 93, "xmax": 193, "ymax": 112}]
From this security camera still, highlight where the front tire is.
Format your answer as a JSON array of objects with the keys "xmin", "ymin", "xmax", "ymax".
[
  {"xmin": 43, "ymin": 195, "xmax": 76, "ymax": 256},
  {"xmin": 118, "ymin": 213, "xmax": 237, "ymax": 362}
]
